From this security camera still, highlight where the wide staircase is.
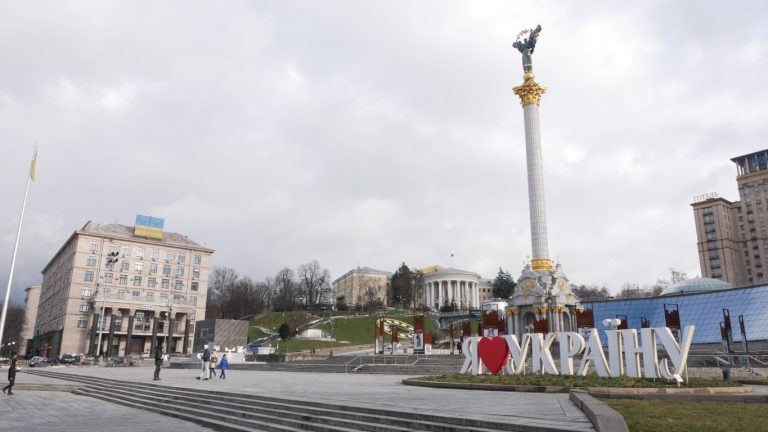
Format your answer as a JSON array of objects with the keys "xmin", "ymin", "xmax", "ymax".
[{"xmin": 24, "ymin": 369, "xmax": 542, "ymax": 432}]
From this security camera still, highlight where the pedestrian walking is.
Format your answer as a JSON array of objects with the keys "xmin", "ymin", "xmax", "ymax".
[
  {"xmin": 209, "ymin": 354, "xmax": 217, "ymax": 378},
  {"xmin": 196, "ymin": 344, "xmax": 211, "ymax": 380},
  {"xmin": 153, "ymin": 342, "xmax": 164, "ymax": 381},
  {"xmin": 219, "ymin": 354, "xmax": 229, "ymax": 379},
  {"xmin": 2, "ymin": 355, "xmax": 17, "ymax": 395}
]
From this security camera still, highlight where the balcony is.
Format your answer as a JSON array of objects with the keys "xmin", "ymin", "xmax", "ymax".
[{"xmin": 91, "ymin": 292, "xmax": 197, "ymax": 307}]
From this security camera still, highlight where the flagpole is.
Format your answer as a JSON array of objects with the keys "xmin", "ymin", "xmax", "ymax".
[{"xmin": 0, "ymin": 174, "xmax": 32, "ymax": 350}]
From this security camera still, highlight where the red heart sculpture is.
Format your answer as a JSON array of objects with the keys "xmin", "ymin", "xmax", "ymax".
[{"xmin": 478, "ymin": 337, "xmax": 509, "ymax": 374}]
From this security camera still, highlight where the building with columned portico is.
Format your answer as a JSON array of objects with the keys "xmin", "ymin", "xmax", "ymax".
[{"xmin": 419, "ymin": 265, "xmax": 484, "ymax": 310}]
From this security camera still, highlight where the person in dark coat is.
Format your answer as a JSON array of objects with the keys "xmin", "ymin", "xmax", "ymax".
[
  {"xmin": 196, "ymin": 344, "xmax": 211, "ymax": 380},
  {"xmin": 153, "ymin": 343, "xmax": 164, "ymax": 381},
  {"xmin": 2, "ymin": 355, "xmax": 17, "ymax": 395}
]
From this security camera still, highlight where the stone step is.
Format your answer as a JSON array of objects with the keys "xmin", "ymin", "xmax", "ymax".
[
  {"xmin": 80, "ymin": 386, "xmax": 377, "ymax": 432},
  {"xmin": 26, "ymin": 370, "xmax": 533, "ymax": 432}
]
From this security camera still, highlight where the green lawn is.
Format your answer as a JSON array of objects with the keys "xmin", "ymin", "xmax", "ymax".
[{"xmin": 602, "ymin": 399, "xmax": 768, "ymax": 432}]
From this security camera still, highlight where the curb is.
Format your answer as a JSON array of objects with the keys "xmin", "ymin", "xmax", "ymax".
[
  {"xmin": 569, "ymin": 390, "xmax": 629, "ymax": 432},
  {"xmin": 402, "ymin": 378, "xmax": 749, "ymax": 395}
]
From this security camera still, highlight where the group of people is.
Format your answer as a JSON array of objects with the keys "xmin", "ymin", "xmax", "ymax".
[
  {"xmin": 152, "ymin": 342, "xmax": 230, "ymax": 382},
  {"xmin": 195, "ymin": 344, "xmax": 229, "ymax": 380}
]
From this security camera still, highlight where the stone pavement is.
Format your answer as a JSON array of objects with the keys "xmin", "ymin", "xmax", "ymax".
[
  {"xmin": 4, "ymin": 365, "xmax": 595, "ymax": 431},
  {"xmin": 0, "ymin": 389, "xmax": 215, "ymax": 432}
]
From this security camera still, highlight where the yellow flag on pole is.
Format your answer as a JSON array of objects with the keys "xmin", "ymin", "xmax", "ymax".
[{"xmin": 29, "ymin": 149, "xmax": 37, "ymax": 181}]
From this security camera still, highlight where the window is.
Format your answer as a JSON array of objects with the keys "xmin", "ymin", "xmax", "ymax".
[
  {"xmin": 190, "ymin": 295, "xmax": 197, "ymax": 305},
  {"xmin": 160, "ymin": 293, "xmax": 168, "ymax": 303},
  {"xmin": 122, "ymin": 246, "xmax": 131, "ymax": 256},
  {"xmin": 133, "ymin": 276, "xmax": 142, "ymax": 287},
  {"xmin": 149, "ymin": 263, "xmax": 158, "ymax": 274},
  {"xmin": 82, "ymin": 286, "xmax": 92, "ymax": 297},
  {"xmin": 86, "ymin": 256, "xmax": 97, "ymax": 267},
  {"xmin": 135, "ymin": 261, "xmax": 144, "ymax": 272},
  {"xmin": 104, "ymin": 273, "xmax": 113, "ymax": 283},
  {"xmin": 119, "ymin": 275, "xmax": 128, "ymax": 285},
  {"xmin": 193, "ymin": 268, "xmax": 200, "ymax": 279},
  {"xmin": 132, "ymin": 290, "xmax": 141, "ymax": 300},
  {"xmin": 84, "ymin": 271, "xmax": 94, "ymax": 282},
  {"xmin": 176, "ymin": 266, "xmax": 184, "ymax": 277},
  {"xmin": 134, "ymin": 311, "xmax": 145, "ymax": 330},
  {"xmin": 117, "ymin": 290, "xmax": 126, "ymax": 300},
  {"xmin": 148, "ymin": 277, "xmax": 157, "ymax": 288},
  {"xmin": 108, "ymin": 244, "xmax": 118, "ymax": 253},
  {"xmin": 137, "ymin": 248, "xmax": 145, "ymax": 258},
  {"xmin": 193, "ymin": 255, "xmax": 201, "ymax": 265},
  {"xmin": 177, "ymin": 253, "xmax": 186, "ymax": 264},
  {"xmin": 77, "ymin": 316, "xmax": 88, "ymax": 328},
  {"xmin": 165, "ymin": 251, "xmax": 173, "ymax": 261},
  {"xmin": 121, "ymin": 261, "xmax": 130, "ymax": 271},
  {"xmin": 79, "ymin": 302, "xmax": 90, "ymax": 312},
  {"xmin": 151, "ymin": 249, "xmax": 159, "ymax": 260},
  {"xmin": 113, "ymin": 313, "xmax": 123, "ymax": 329},
  {"xmin": 191, "ymin": 281, "xmax": 199, "ymax": 291},
  {"xmin": 174, "ymin": 293, "xmax": 183, "ymax": 303},
  {"xmin": 146, "ymin": 292, "xmax": 154, "ymax": 302},
  {"xmin": 90, "ymin": 241, "xmax": 98, "ymax": 252},
  {"xmin": 174, "ymin": 280, "xmax": 183, "ymax": 290},
  {"xmin": 161, "ymin": 279, "xmax": 170, "ymax": 289},
  {"xmin": 163, "ymin": 265, "xmax": 171, "ymax": 276},
  {"xmin": 706, "ymin": 232, "xmax": 716, "ymax": 241}
]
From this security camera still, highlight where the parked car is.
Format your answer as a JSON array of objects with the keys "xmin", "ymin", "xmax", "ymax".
[
  {"xmin": 29, "ymin": 356, "xmax": 52, "ymax": 367},
  {"xmin": 60, "ymin": 353, "xmax": 79, "ymax": 364}
]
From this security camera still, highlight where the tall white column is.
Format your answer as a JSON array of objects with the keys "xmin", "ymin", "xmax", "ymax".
[
  {"xmin": 523, "ymin": 103, "xmax": 549, "ymax": 263},
  {"xmin": 438, "ymin": 281, "xmax": 443, "ymax": 307},
  {"xmin": 456, "ymin": 281, "xmax": 462, "ymax": 307}
]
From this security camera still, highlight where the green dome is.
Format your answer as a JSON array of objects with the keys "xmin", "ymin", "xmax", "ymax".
[{"xmin": 660, "ymin": 277, "xmax": 733, "ymax": 296}]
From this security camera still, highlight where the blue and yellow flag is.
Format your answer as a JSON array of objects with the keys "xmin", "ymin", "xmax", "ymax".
[{"xmin": 29, "ymin": 149, "xmax": 37, "ymax": 181}]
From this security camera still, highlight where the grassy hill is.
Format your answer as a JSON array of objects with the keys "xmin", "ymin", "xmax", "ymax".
[{"xmin": 248, "ymin": 310, "xmax": 470, "ymax": 354}]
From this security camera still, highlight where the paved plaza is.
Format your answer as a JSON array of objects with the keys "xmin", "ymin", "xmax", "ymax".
[{"xmin": 0, "ymin": 365, "xmax": 595, "ymax": 431}]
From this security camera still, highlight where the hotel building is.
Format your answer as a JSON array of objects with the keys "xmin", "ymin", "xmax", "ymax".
[
  {"xmin": 692, "ymin": 150, "xmax": 768, "ymax": 286},
  {"xmin": 30, "ymin": 220, "xmax": 213, "ymax": 358}
]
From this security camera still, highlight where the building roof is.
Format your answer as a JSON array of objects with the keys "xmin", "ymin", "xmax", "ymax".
[
  {"xmin": 42, "ymin": 220, "xmax": 214, "ymax": 273},
  {"xmin": 80, "ymin": 222, "xmax": 212, "ymax": 250},
  {"xmin": 660, "ymin": 277, "xmax": 733, "ymax": 296},
  {"xmin": 332, "ymin": 266, "xmax": 392, "ymax": 285}
]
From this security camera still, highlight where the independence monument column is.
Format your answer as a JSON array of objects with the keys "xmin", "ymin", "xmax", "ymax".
[
  {"xmin": 512, "ymin": 25, "xmax": 551, "ymax": 273},
  {"xmin": 507, "ymin": 25, "xmax": 580, "ymax": 336}
]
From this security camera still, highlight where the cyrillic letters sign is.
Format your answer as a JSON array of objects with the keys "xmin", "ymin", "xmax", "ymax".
[{"xmin": 459, "ymin": 326, "xmax": 695, "ymax": 379}]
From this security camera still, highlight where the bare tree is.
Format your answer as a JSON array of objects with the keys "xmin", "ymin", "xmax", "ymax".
[
  {"xmin": 297, "ymin": 260, "xmax": 331, "ymax": 310},
  {"xmin": 1, "ymin": 303, "xmax": 25, "ymax": 355},
  {"xmin": 206, "ymin": 267, "xmax": 239, "ymax": 319},
  {"xmin": 273, "ymin": 267, "xmax": 298, "ymax": 311}
]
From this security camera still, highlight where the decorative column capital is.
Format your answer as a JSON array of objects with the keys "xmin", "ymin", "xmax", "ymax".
[
  {"xmin": 531, "ymin": 258, "xmax": 554, "ymax": 272},
  {"xmin": 513, "ymin": 73, "xmax": 546, "ymax": 107}
]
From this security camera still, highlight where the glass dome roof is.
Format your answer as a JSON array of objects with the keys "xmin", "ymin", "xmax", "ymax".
[{"xmin": 660, "ymin": 277, "xmax": 733, "ymax": 296}]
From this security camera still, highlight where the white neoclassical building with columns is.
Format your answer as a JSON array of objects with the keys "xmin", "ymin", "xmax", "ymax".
[{"xmin": 419, "ymin": 265, "xmax": 486, "ymax": 310}]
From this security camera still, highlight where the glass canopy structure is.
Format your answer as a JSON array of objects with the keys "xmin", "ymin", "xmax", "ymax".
[{"xmin": 585, "ymin": 283, "xmax": 768, "ymax": 345}]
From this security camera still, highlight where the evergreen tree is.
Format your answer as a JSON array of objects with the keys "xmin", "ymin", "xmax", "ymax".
[{"xmin": 492, "ymin": 268, "xmax": 516, "ymax": 298}]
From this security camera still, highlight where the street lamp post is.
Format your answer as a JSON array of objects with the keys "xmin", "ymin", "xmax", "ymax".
[
  {"xmin": 164, "ymin": 302, "xmax": 173, "ymax": 351},
  {"xmin": 95, "ymin": 251, "xmax": 119, "ymax": 362}
]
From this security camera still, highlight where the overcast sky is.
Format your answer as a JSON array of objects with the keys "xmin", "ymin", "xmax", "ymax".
[{"xmin": 2, "ymin": 1, "xmax": 767, "ymax": 304}]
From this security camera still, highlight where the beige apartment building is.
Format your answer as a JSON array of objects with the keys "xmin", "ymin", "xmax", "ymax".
[
  {"xmin": 19, "ymin": 285, "xmax": 41, "ymax": 357},
  {"xmin": 31, "ymin": 220, "xmax": 213, "ymax": 358},
  {"xmin": 692, "ymin": 150, "xmax": 768, "ymax": 286},
  {"xmin": 332, "ymin": 267, "xmax": 391, "ymax": 308}
]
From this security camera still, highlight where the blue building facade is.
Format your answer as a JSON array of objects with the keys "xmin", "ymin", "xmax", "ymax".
[{"xmin": 585, "ymin": 284, "xmax": 768, "ymax": 345}]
